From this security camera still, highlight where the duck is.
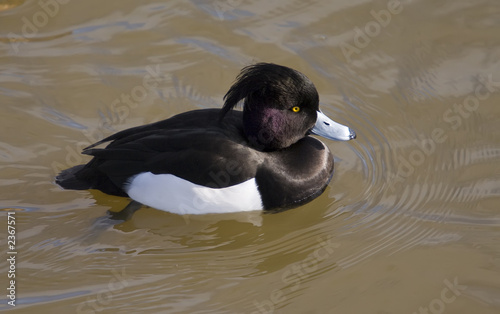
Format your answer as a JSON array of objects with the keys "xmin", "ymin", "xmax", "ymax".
[{"xmin": 56, "ymin": 63, "xmax": 356, "ymax": 218}]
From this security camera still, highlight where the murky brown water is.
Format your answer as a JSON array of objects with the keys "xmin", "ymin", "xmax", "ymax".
[{"xmin": 1, "ymin": 0, "xmax": 500, "ymax": 313}]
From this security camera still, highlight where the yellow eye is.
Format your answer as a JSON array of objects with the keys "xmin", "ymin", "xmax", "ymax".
[{"xmin": 292, "ymin": 106, "xmax": 301, "ymax": 113}]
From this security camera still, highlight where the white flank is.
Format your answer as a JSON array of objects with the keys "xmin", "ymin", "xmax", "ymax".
[{"xmin": 125, "ymin": 172, "xmax": 263, "ymax": 214}]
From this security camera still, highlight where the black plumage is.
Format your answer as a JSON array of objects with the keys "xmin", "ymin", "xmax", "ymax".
[{"xmin": 56, "ymin": 63, "xmax": 353, "ymax": 213}]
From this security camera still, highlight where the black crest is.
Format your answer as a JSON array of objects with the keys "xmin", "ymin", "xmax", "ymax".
[{"xmin": 219, "ymin": 63, "xmax": 319, "ymax": 120}]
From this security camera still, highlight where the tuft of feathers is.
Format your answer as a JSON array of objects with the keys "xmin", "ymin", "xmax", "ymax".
[{"xmin": 219, "ymin": 63, "xmax": 318, "ymax": 121}]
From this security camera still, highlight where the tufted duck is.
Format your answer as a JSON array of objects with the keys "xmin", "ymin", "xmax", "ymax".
[{"xmin": 56, "ymin": 63, "xmax": 356, "ymax": 218}]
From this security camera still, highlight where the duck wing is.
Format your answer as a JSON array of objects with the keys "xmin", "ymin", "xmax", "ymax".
[{"xmin": 56, "ymin": 109, "xmax": 261, "ymax": 196}]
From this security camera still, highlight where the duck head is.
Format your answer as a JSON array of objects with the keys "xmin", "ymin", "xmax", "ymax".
[{"xmin": 220, "ymin": 63, "xmax": 356, "ymax": 150}]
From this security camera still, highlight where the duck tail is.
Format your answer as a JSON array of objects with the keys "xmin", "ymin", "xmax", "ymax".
[{"xmin": 55, "ymin": 165, "xmax": 94, "ymax": 190}]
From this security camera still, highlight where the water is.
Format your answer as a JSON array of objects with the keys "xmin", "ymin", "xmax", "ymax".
[{"xmin": 1, "ymin": 0, "xmax": 500, "ymax": 313}]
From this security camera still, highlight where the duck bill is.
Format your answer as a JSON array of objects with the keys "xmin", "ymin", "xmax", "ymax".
[{"xmin": 311, "ymin": 111, "xmax": 356, "ymax": 141}]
